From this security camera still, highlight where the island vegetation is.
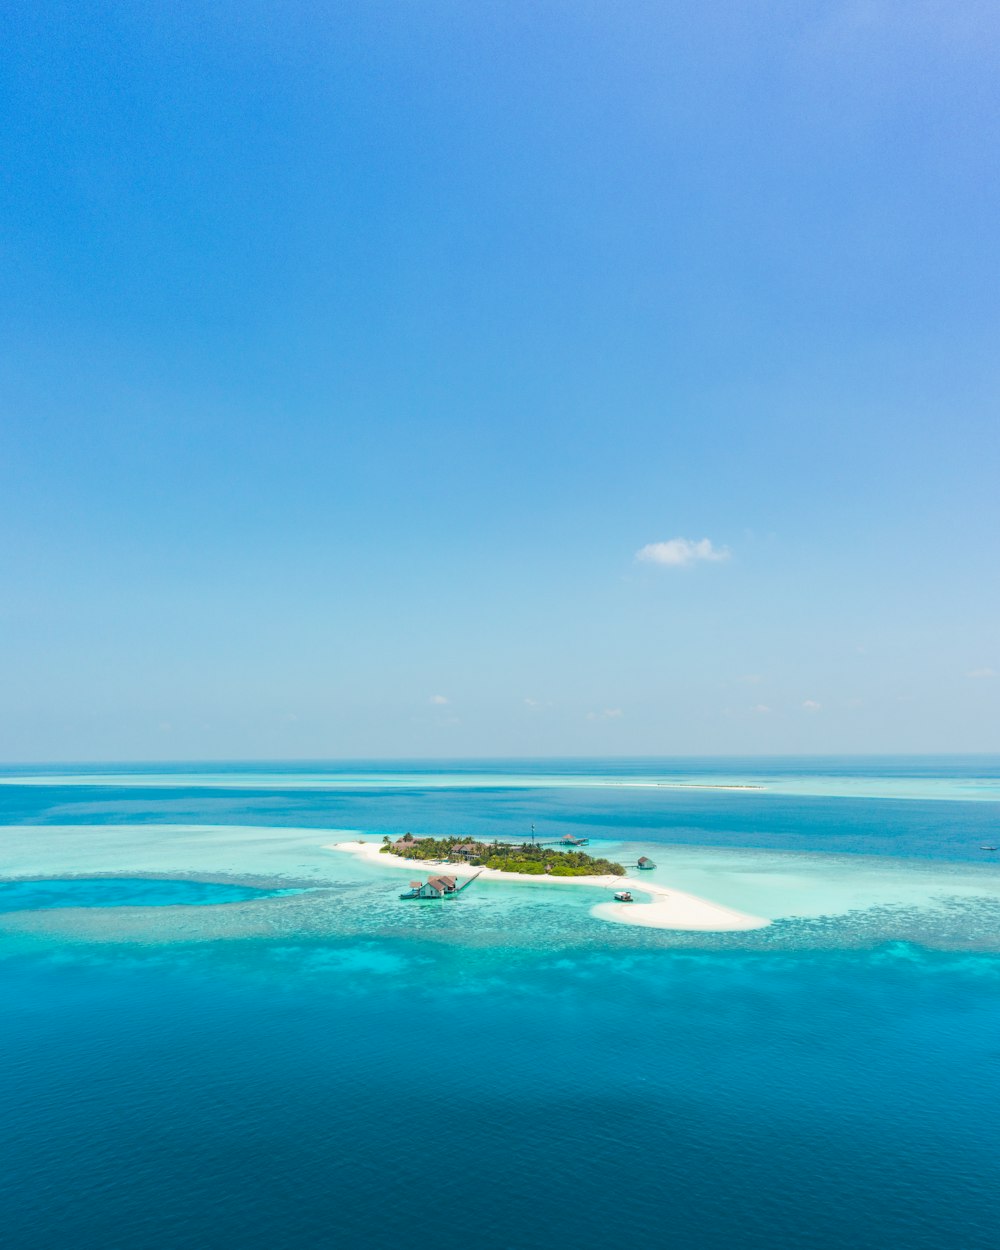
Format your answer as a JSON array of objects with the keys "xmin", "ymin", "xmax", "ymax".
[{"xmin": 380, "ymin": 834, "xmax": 624, "ymax": 876}]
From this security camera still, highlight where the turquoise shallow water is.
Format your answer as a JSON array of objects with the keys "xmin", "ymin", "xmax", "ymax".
[
  {"xmin": 0, "ymin": 877, "xmax": 302, "ymax": 913},
  {"xmin": 3, "ymin": 754, "xmax": 999, "ymax": 801},
  {"xmin": 2, "ymin": 758, "xmax": 1000, "ymax": 1248}
]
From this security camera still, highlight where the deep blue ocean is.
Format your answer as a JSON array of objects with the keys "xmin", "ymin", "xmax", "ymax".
[{"xmin": 2, "ymin": 758, "xmax": 1000, "ymax": 1249}]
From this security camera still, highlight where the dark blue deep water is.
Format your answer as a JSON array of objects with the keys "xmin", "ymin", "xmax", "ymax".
[
  {"xmin": 2, "ymin": 759, "xmax": 1000, "ymax": 1249},
  {"xmin": 4, "ymin": 942, "xmax": 1000, "ymax": 1250}
]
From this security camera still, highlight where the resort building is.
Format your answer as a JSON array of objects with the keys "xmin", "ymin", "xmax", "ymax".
[
  {"xmin": 421, "ymin": 875, "xmax": 459, "ymax": 898},
  {"xmin": 399, "ymin": 872, "xmax": 481, "ymax": 901}
]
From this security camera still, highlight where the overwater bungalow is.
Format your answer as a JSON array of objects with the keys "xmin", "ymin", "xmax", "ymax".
[
  {"xmin": 399, "ymin": 872, "xmax": 481, "ymax": 900},
  {"xmin": 637, "ymin": 856, "xmax": 656, "ymax": 870},
  {"xmin": 426, "ymin": 874, "xmax": 458, "ymax": 897}
]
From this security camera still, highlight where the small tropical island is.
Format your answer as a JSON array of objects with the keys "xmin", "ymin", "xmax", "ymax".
[
  {"xmin": 380, "ymin": 833, "xmax": 625, "ymax": 876},
  {"xmin": 327, "ymin": 838, "xmax": 770, "ymax": 931}
]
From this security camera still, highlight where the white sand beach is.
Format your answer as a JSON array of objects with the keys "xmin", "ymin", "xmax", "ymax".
[
  {"xmin": 590, "ymin": 888, "xmax": 769, "ymax": 931},
  {"xmin": 325, "ymin": 840, "xmax": 770, "ymax": 932}
]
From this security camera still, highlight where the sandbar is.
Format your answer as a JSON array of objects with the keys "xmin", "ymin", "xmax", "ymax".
[{"xmin": 325, "ymin": 840, "xmax": 770, "ymax": 932}]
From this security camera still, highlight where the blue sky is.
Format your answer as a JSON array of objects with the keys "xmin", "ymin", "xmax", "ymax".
[{"xmin": 2, "ymin": 1, "xmax": 998, "ymax": 760}]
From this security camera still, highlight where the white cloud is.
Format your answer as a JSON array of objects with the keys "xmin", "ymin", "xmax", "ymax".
[
  {"xmin": 802, "ymin": 700, "xmax": 821, "ymax": 712},
  {"xmin": 429, "ymin": 694, "xmax": 449, "ymax": 705},
  {"xmin": 587, "ymin": 708, "xmax": 624, "ymax": 720},
  {"xmin": 968, "ymin": 667, "xmax": 997, "ymax": 679},
  {"xmin": 635, "ymin": 537, "xmax": 730, "ymax": 567},
  {"xmin": 752, "ymin": 704, "xmax": 771, "ymax": 714}
]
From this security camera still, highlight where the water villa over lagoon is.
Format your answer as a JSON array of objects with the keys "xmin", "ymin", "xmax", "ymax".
[{"xmin": 399, "ymin": 873, "xmax": 481, "ymax": 900}]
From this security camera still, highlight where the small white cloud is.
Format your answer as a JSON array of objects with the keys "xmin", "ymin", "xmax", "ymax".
[
  {"xmin": 429, "ymin": 694, "xmax": 449, "ymax": 705},
  {"xmin": 752, "ymin": 704, "xmax": 771, "ymax": 714},
  {"xmin": 587, "ymin": 708, "xmax": 624, "ymax": 720},
  {"xmin": 635, "ymin": 537, "xmax": 730, "ymax": 567},
  {"xmin": 968, "ymin": 668, "xmax": 997, "ymax": 679},
  {"xmin": 802, "ymin": 700, "xmax": 821, "ymax": 712},
  {"xmin": 739, "ymin": 674, "xmax": 763, "ymax": 685}
]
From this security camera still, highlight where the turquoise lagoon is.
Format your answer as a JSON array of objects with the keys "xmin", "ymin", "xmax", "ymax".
[{"xmin": 3, "ymin": 758, "xmax": 1000, "ymax": 1248}]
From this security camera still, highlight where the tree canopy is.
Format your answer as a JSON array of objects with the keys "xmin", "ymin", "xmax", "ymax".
[{"xmin": 379, "ymin": 836, "xmax": 624, "ymax": 876}]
